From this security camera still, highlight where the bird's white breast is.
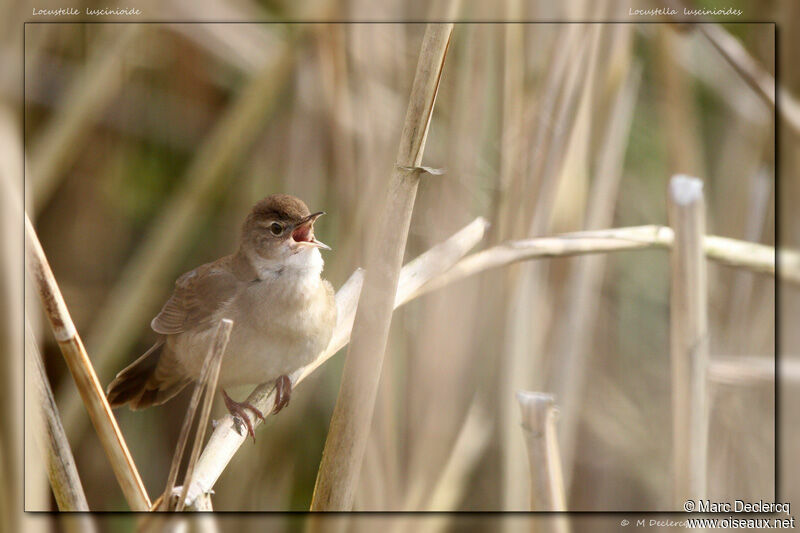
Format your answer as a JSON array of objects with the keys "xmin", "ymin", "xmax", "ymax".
[{"xmin": 172, "ymin": 248, "xmax": 333, "ymax": 387}]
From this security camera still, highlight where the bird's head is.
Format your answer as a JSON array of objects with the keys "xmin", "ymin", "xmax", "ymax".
[{"xmin": 240, "ymin": 194, "xmax": 330, "ymax": 272}]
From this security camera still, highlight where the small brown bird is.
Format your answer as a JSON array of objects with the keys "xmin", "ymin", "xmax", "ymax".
[{"xmin": 107, "ymin": 194, "xmax": 336, "ymax": 439}]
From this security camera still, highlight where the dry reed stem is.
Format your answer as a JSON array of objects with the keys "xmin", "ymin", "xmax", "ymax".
[
  {"xmin": 177, "ymin": 217, "xmax": 487, "ymax": 508},
  {"xmin": 499, "ymin": 23, "xmax": 597, "ymax": 515},
  {"xmin": 0, "ymin": 107, "xmax": 27, "ymax": 528},
  {"xmin": 176, "ymin": 319, "xmax": 233, "ymax": 512},
  {"xmin": 418, "ymin": 225, "xmax": 788, "ymax": 298},
  {"xmin": 709, "ymin": 356, "xmax": 793, "ymax": 384},
  {"xmin": 161, "ymin": 319, "xmax": 233, "ymax": 511},
  {"xmin": 30, "ymin": 25, "xmax": 144, "ymax": 212},
  {"xmin": 526, "ymin": 25, "xmax": 598, "ymax": 236},
  {"xmin": 25, "ymin": 322, "xmax": 90, "ymax": 512},
  {"xmin": 517, "ymin": 24, "xmax": 580, "ymax": 231},
  {"xmin": 58, "ymin": 43, "xmax": 295, "ymax": 439},
  {"xmin": 554, "ymin": 59, "xmax": 641, "ymax": 487},
  {"xmin": 400, "ymin": 400, "xmax": 491, "ymax": 515},
  {"xmin": 398, "ymin": 20, "xmax": 488, "ymax": 514},
  {"xmin": 697, "ymin": 22, "xmax": 800, "ymax": 133},
  {"xmin": 667, "ymin": 175, "xmax": 709, "ymax": 505},
  {"xmin": 657, "ymin": 27, "xmax": 705, "ymax": 178},
  {"xmin": 495, "ymin": 0, "xmax": 524, "ymax": 241},
  {"xmin": 311, "ymin": 23, "xmax": 454, "ymax": 511},
  {"xmin": 696, "ymin": 25, "xmax": 773, "ymax": 108},
  {"xmin": 516, "ymin": 391, "xmax": 568, "ymax": 533},
  {"xmin": 24, "ymin": 214, "xmax": 150, "ymax": 511}
]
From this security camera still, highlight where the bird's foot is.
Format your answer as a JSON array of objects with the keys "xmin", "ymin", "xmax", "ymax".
[
  {"xmin": 222, "ymin": 389, "xmax": 265, "ymax": 443},
  {"xmin": 272, "ymin": 375, "xmax": 292, "ymax": 414}
]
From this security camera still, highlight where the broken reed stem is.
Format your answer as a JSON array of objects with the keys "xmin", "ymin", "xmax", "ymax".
[
  {"xmin": 311, "ymin": 23, "xmax": 454, "ymax": 512},
  {"xmin": 516, "ymin": 392, "xmax": 568, "ymax": 533},
  {"xmin": 176, "ymin": 319, "xmax": 233, "ymax": 512},
  {"xmin": 25, "ymin": 321, "xmax": 89, "ymax": 511},
  {"xmin": 161, "ymin": 319, "xmax": 233, "ymax": 511},
  {"xmin": 179, "ymin": 216, "xmax": 487, "ymax": 508},
  {"xmin": 417, "ymin": 224, "xmax": 789, "ymax": 299},
  {"xmin": 667, "ymin": 175, "xmax": 709, "ymax": 506},
  {"xmin": 24, "ymin": 213, "xmax": 151, "ymax": 511}
]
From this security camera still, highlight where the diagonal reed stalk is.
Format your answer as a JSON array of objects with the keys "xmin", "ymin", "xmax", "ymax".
[
  {"xmin": 24, "ymin": 213, "xmax": 150, "ymax": 511},
  {"xmin": 311, "ymin": 22, "xmax": 455, "ymax": 512},
  {"xmin": 667, "ymin": 175, "xmax": 709, "ymax": 506}
]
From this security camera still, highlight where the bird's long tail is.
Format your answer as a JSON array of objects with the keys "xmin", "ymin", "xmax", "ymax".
[{"xmin": 106, "ymin": 338, "xmax": 191, "ymax": 410}]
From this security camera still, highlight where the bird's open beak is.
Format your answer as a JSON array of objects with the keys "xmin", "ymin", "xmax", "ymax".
[{"xmin": 292, "ymin": 212, "xmax": 331, "ymax": 250}]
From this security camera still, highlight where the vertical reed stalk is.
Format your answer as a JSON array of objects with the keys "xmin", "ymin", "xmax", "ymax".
[
  {"xmin": 656, "ymin": 27, "xmax": 705, "ymax": 179},
  {"xmin": 1, "ymin": 107, "xmax": 25, "ymax": 527},
  {"xmin": 554, "ymin": 58, "xmax": 641, "ymax": 487},
  {"xmin": 667, "ymin": 175, "xmax": 709, "ymax": 506},
  {"xmin": 24, "ymin": 214, "xmax": 151, "ymax": 511},
  {"xmin": 161, "ymin": 319, "xmax": 233, "ymax": 511},
  {"xmin": 176, "ymin": 319, "xmax": 233, "ymax": 512},
  {"xmin": 516, "ymin": 391, "xmax": 568, "ymax": 533},
  {"xmin": 311, "ymin": 23, "xmax": 454, "ymax": 511}
]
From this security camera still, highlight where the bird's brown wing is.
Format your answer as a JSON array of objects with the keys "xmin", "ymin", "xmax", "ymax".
[{"xmin": 151, "ymin": 257, "xmax": 245, "ymax": 334}]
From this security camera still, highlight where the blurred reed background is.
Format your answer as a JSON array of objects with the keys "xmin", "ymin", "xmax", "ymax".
[{"xmin": 0, "ymin": 0, "xmax": 794, "ymax": 531}]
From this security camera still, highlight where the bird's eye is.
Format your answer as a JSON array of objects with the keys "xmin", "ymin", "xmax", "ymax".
[{"xmin": 269, "ymin": 222, "xmax": 283, "ymax": 236}]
